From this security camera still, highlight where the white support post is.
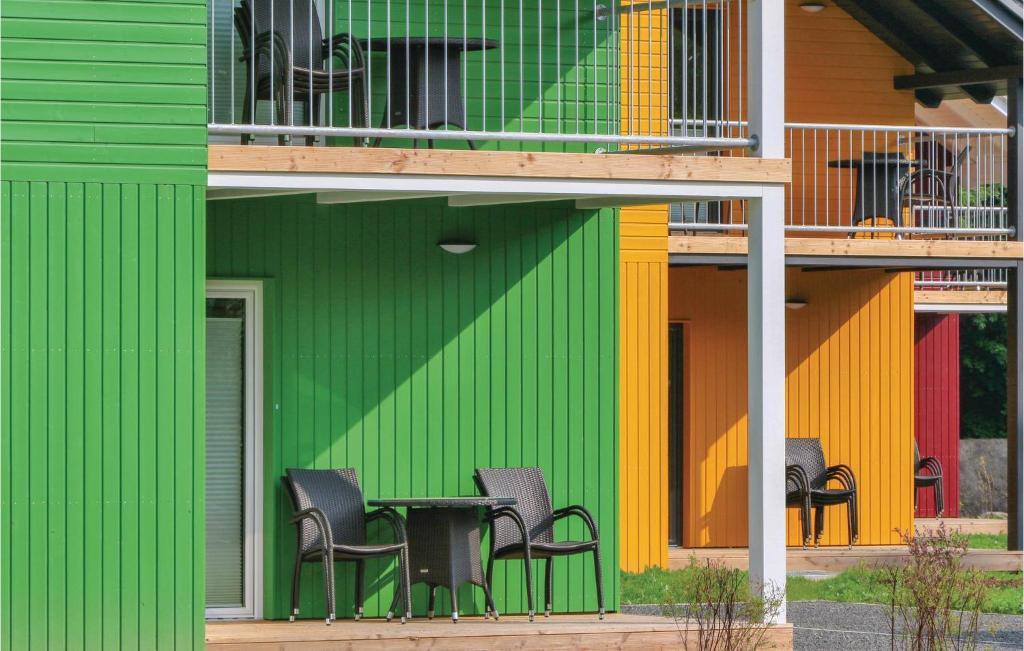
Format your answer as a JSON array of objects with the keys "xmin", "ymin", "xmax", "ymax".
[{"xmin": 747, "ymin": 0, "xmax": 787, "ymax": 624}]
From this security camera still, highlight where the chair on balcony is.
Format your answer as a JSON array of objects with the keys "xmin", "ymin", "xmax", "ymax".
[
  {"xmin": 474, "ymin": 467, "xmax": 605, "ymax": 621},
  {"xmin": 234, "ymin": 0, "xmax": 367, "ymax": 145},
  {"xmin": 282, "ymin": 468, "xmax": 412, "ymax": 624},
  {"xmin": 900, "ymin": 144, "xmax": 970, "ymax": 235},
  {"xmin": 784, "ymin": 438, "xmax": 859, "ymax": 547},
  {"xmin": 914, "ymin": 440, "xmax": 945, "ymax": 517}
]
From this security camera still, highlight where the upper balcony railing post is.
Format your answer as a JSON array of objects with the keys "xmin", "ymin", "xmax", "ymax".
[
  {"xmin": 1008, "ymin": 76, "xmax": 1023, "ymax": 552},
  {"xmin": 745, "ymin": 0, "xmax": 786, "ymax": 626}
]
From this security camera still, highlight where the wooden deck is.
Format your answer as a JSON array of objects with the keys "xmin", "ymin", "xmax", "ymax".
[
  {"xmin": 669, "ymin": 545, "xmax": 1023, "ymax": 573},
  {"xmin": 206, "ymin": 614, "xmax": 794, "ymax": 650},
  {"xmin": 914, "ymin": 517, "xmax": 1008, "ymax": 535}
]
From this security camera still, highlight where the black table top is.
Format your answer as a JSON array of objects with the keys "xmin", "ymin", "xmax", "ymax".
[
  {"xmin": 360, "ymin": 36, "xmax": 499, "ymax": 52},
  {"xmin": 368, "ymin": 496, "xmax": 516, "ymax": 508},
  {"xmin": 827, "ymin": 151, "xmax": 914, "ymax": 169}
]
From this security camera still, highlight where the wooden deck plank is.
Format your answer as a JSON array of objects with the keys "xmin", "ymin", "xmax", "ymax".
[
  {"xmin": 206, "ymin": 614, "xmax": 793, "ymax": 650},
  {"xmin": 669, "ymin": 235, "xmax": 1024, "ymax": 261},
  {"xmin": 669, "ymin": 546, "xmax": 1023, "ymax": 572},
  {"xmin": 208, "ymin": 145, "xmax": 792, "ymax": 184},
  {"xmin": 915, "ymin": 517, "xmax": 1009, "ymax": 535}
]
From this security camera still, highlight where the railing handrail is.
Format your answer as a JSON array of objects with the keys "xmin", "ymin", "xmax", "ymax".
[{"xmin": 785, "ymin": 122, "xmax": 1014, "ymax": 136}]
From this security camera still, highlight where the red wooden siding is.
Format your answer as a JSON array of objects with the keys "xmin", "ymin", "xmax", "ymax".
[{"xmin": 913, "ymin": 313, "xmax": 960, "ymax": 518}]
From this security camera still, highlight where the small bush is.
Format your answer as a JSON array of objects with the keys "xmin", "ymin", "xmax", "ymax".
[
  {"xmin": 884, "ymin": 524, "xmax": 989, "ymax": 651},
  {"xmin": 661, "ymin": 559, "xmax": 784, "ymax": 651}
]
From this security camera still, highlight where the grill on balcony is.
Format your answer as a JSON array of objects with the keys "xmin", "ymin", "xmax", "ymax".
[{"xmin": 207, "ymin": 0, "xmax": 754, "ymax": 152}]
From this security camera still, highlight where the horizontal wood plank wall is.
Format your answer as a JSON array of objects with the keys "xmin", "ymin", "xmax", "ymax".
[
  {"xmin": 207, "ymin": 196, "xmax": 620, "ymax": 618},
  {"xmin": 618, "ymin": 2, "xmax": 670, "ymax": 572},
  {"xmin": 914, "ymin": 313, "xmax": 961, "ymax": 518},
  {"xmin": 784, "ymin": 0, "xmax": 916, "ymax": 228},
  {"xmin": 668, "ymin": 267, "xmax": 914, "ymax": 547},
  {"xmin": 2, "ymin": 180, "xmax": 206, "ymax": 649},
  {"xmin": 0, "ymin": 0, "xmax": 207, "ymax": 185}
]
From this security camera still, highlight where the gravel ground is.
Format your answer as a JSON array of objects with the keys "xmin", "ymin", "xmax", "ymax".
[{"xmin": 622, "ymin": 601, "xmax": 1023, "ymax": 650}]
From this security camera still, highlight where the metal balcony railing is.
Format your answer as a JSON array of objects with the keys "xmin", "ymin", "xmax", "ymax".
[
  {"xmin": 915, "ymin": 269, "xmax": 1008, "ymax": 291},
  {"xmin": 670, "ymin": 123, "xmax": 1014, "ymax": 241},
  {"xmin": 207, "ymin": 0, "xmax": 753, "ymax": 152}
]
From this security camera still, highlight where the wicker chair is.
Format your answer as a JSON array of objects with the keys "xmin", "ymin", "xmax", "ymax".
[
  {"xmin": 283, "ymin": 468, "xmax": 412, "ymax": 624},
  {"xmin": 474, "ymin": 467, "xmax": 604, "ymax": 621},
  {"xmin": 234, "ymin": 0, "xmax": 367, "ymax": 145},
  {"xmin": 784, "ymin": 438, "xmax": 859, "ymax": 547},
  {"xmin": 914, "ymin": 441, "xmax": 944, "ymax": 517},
  {"xmin": 786, "ymin": 462, "xmax": 813, "ymax": 548}
]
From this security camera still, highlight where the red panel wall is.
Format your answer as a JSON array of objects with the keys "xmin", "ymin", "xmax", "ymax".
[{"xmin": 914, "ymin": 313, "xmax": 960, "ymax": 517}]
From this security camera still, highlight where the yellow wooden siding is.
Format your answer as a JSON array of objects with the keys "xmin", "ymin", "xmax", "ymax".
[
  {"xmin": 668, "ymin": 267, "xmax": 915, "ymax": 547},
  {"xmin": 618, "ymin": 2, "xmax": 670, "ymax": 571}
]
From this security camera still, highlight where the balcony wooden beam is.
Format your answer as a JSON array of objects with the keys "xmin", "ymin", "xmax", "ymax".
[{"xmin": 208, "ymin": 145, "xmax": 791, "ymax": 184}]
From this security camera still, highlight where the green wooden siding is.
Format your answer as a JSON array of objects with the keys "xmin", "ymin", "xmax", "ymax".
[
  {"xmin": 207, "ymin": 195, "xmax": 620, "ymax": 619},
  {"xmin": 1, "ymin": 181, "xmax": 206, "ymax": 650},
  {"xmin": 0, "ymin": 0, "xmax": 207, "ymax": 184}
]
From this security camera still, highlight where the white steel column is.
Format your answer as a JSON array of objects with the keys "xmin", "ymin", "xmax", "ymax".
[{"xmin": 746, "ymin": 0, "xmax": 787, "ymax": 624}]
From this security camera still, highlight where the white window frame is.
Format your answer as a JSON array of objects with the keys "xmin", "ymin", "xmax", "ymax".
[{"xmin": 205, "ymin": 279, "xmax": 265, "ymax": 620}]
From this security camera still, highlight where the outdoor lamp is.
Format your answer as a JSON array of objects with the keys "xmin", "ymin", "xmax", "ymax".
[{"xmin": 437, "ymin": 240, "xmax": 477, "ymax": 255}]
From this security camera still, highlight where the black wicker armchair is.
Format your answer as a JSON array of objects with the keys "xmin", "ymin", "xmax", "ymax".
[
  {"xmin": 474, "ymin": 467, "xmax": 605, "ymax": 621},
  {"xmin": 784, "ymin": 438, "xmax": 859, "ymax": 547},
  {"xmin": 282, "ymin": 468, "xmax": 412, "ymax": 624},
  {"xmin": 234, "ymin": 0, "xmax": 367, "ymax": 145},
  {"xmin": 914, "ymin": 440, "xmax": 944, "ymax": 517}
]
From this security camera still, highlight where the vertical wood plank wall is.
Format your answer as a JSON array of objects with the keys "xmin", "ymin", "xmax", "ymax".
[
  {"xmin": 618, "ymin": 1, "xmax": 670, "ymax": 572},
  {"xmin": 207, "ymin": 196, "xmax": 621, "ymax": 618},
  {"xmin": 669, "ymin": 267, "xmax": 915, "ymax": 547},
  {"xmin": 914, "ymin": 313, "xmax": 961, "ymax": 518},
  {"xmin": 2, "ymin": 181, "xmax": 206, "ymax": 649}
]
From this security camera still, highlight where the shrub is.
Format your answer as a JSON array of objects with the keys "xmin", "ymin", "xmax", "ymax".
[
  {"xmin": 884, "ymin": 524, "xmax": 988, "ymax": 651},
  {"xmin": 661, "ymin": 559, "xmax": 784, "ymax": 651}
]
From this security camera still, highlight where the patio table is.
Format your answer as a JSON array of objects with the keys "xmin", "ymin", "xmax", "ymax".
[
  {"xmin": 828, "ymin": 152, "xmax": 915, "ymax": 227},
  {"xmin": 367, "ymin": 496, "xmax": 515, "ymax": 622},
  {"xmin": 359, "ymin": 36, "xmax": 499, "ymax": 149}
]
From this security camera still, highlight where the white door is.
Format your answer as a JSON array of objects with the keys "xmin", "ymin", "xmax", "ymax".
[{"xmin": 205, "ymin": 281, "xmax": 263, "ymax": 619}]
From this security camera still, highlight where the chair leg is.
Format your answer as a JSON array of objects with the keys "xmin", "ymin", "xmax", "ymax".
[
  {"xmin": 592, "ymin": 546, "xmax": 605, "ymax": 620},
  {"xmin": 813, "ymin": 506, "xmax": 825, "ymax": 547},
  {"xmin": 401, "ymin": 548, "xmax": 412, "ymax": 622},
  {"xmin": 481, "ymin": 577, "xmax": 498, "ymax": 620},
  {"xmin": 935, "ymin": 482, "xmax": 944, "ymax": 518},
  {"xmin": 450, "ymin": 585, "xmax": 460, "ymax": 623},
  {"xmin": 290, "ymin": 553, "xmax": 302, "ymax": 622},
  {"xmin": 354, "ymin": 560, "xmax": 365, "ymax": 620},
  {"xmin": 386, "ymin": 576, "xmax": 401, "ymax": 623},
  {"xmin": 846, "ymin": 500, "xmax": 855, "ymax": 549},
  {"xmin": 522, "ymin": 550, "xmax": 536, "ymax": 622},
  {"xmin": 321, "ymin": 550, "xmax": 335, "ymax": 625},
  {"xmin": 427, "ymin": 585, "xmax": 437, "ymax": 619},
  {"xmin": 544, "ymin": 558, "xmax": 553, "ymax": 617}
]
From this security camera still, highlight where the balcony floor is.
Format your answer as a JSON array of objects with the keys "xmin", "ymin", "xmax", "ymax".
[{"xmin": 206, "ymin": 613, "xmax": 794, "ymax": 650}]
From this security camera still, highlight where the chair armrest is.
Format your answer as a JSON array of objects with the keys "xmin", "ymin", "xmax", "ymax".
[
  {"xmin": 484, "ymin": 505, "xmax": 532, "ymax": 544},
  {"xmin": 786, "ymin": 464, "xmax": 810, "ymax": 495},
  {"xmin": 244, "ymin": 31, "xmax": 292, "ymax": 75},
  {"xmin": 825, "ymin": 464, "xmax": 857, "ymax": 492},
  {"xmin": 323, "ymin": 32, "xmax": 366, "ymax": 72},
  {"xmin": 365, "ymin": 507, "xmax": 408, "ymax": 543},
  {"xmin": 552, "ymin": 505, "xmax": 599, "ymax": 541},
  {"xmin": 289, "ymin": 507, "xmax": 334, "ymax": 549},
  {"xmin": 917, "ymin": 456, "xmax": 943, "ymax": 477}
]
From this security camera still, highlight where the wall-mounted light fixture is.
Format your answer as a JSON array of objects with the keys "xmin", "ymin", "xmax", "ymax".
[
  {"xmin": 785, "ymin": 298, "xmax": 809, "ymax": 310},
  {"xmin": 799, "ymin": 2, "xmax": 826, "ymax": 12},
  {"xmin": 437, "ymin": 240, "xmax": 477, "ymax": 255}
]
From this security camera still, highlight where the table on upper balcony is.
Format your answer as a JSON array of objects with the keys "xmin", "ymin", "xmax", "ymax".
[
  {"xmin": 828, "ymin": 152, "xmax": 915, "ymax": 227},
  {"xmin": 359, "ymin": 37, "xmax": 499, "ymax": 149}
]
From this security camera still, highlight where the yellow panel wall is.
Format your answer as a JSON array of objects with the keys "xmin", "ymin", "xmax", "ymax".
[
  {"xmin": 668, "ymin": 267, "xmax": 915, "ymax": 547},
  {"xmin": 618, "ymin": 1, "xmax": 670, "ymax": 572}
]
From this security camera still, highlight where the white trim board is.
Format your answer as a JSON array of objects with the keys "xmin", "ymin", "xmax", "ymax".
[{"xmin": 205, "ymin": 279, "xmax": 265, "ymax": 621}]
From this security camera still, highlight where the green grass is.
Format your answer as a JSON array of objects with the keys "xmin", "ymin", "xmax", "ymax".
[
  {"xmin": 966, "ymin": 533, "xmax": 1008, "ymax": 549},
  {"xmin": 622, "ymin": 566, "xmax": 1023, "ymax": 615}
]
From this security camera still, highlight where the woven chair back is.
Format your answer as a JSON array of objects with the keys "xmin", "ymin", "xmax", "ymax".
[
  {"xmin": 785, "ymin": 438, "xmax": 828, "ymax": 490},
  {"xmin": 238, "ymin": 0, "xmax": 325, "ymax": 77},
  {"xmin": 476, "ymin": 467, "xmax": 556, "ymax": 549},
  {"xmin": 285, "ymin": 467, "xmax": 366, "ymax": 553}
]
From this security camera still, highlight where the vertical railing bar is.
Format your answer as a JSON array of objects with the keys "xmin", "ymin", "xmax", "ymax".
[
  {"xmin": 482, "ymin": 0, "xmax": 487, "ymax": 133},
  {"xmin": 519, "ymin": 0, "xmax": 524, "ymax": 135},
  {"xmin": 309, "ymin": 0, "xmax": 314, "ymax": 130},
  {"xmin": 211, "ymin": 0, "xmax": 216, "ymax": 123},
  {"xmin": 537, "ymin": 0, "xmax": 543, "ymax": 137},
  {"xmin": 574, "ymin": 0, "xmax": 579, "ymax": 136},
  {"xmin": 270, "ymin": 0, "xmax": 275, "ymax": 126},
  {"xmin": 386, "ymin": 0, "xmax": 392, "ymax": 130},
  {"xmin": 444, "ymin": 0, "xmax": 449, "ymax": 132},
  {"xmin": 289, "ymin": 0, "xmax": 294, "ymax": 127}
]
